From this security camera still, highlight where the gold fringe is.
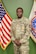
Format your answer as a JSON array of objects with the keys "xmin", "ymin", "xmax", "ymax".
[
  {"xmin": 30, "ymin": 33, "xmax": 36, "ymax": 43},
  {"xmin": 1, "ymin": 40, "xmax": 11, "ymax": 50}
]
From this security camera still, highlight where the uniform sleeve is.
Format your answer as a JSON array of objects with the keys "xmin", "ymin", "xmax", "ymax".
[
  {"xmin": 10, "ymin": 20, "xmax": 15, "ymax": 42},
  {"xmin": 20, "ymin": 18, "xmax": 30, "ymax": 44}
]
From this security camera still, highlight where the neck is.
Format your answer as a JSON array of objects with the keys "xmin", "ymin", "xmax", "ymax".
[{"xmin": 18, "ymin": 16, "xmax": 23, "ymax": 19}]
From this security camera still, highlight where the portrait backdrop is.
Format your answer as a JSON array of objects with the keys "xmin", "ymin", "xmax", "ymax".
[{"xmin": 0, "ymin": 0, "xmax": 36, "ymax": 54}]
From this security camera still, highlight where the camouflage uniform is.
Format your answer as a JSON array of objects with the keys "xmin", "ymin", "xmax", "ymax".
[{"xmin": 11, "ymin": 17, "xmax": 30, "ymax": 54}]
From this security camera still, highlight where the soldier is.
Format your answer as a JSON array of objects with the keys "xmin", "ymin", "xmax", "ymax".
[{"xmin": 11, "ymin": 7, "xmax": 30, "ymax": 54}]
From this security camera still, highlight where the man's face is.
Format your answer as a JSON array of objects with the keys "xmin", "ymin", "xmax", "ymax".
[{"xmin": 16, "ymin": 9, "xmax": 23, "ymax": 18}]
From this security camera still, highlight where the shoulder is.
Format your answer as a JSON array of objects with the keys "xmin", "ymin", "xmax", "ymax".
[
  {"xmin": 24, "ymin": 17, "xmax": 29, "ymax": 23},
  {"xmin": 11, "ymin": 19, "xmax": 18, "ymax": 24},
  {"xmin": 24, "ymin": 17, "xmax": 29, "ymax": 21},
  {"xmin": 23, "ymin": 17, "xmax": 30, "ymax": 25},
  {"xmin": 11, "ymin": 19, "xmax": 19, "ymax": 27}
]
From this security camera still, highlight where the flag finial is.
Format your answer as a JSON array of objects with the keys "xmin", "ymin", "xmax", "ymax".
[{"xmin": 0, "ymin": 0, "xmax": 2, "ymax": 2}]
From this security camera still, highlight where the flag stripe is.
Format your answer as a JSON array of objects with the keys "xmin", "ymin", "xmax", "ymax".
[
  {"xmin": 2, "ymin": 44, "xmax": 5, "ymax": 48},
  {"xmin": 5, "ymin": 14, "xmax": 12, "ymax": 25},
  {"xmin": 2, "ymin": 16, "xmax": 11, "ymax": 31},
  {"xmin": 6, "ymin": 14, "xmax": 12, "ymax": 21},
  {"xmin": 2, "ymin": 19, "xmax": 10, "ymax": 32},
  {"xmin": 2, "ymin": 20, "xmax": 10, "ymax": 35},
  {"xmin": 2, "ymin": 26, "xmax": 11, "ymax": 40},
  {"xmin": 1, "ymin": 36, "xmax": 7, "ymax": 44},
  {"xmin": 2, "ymin": 33, "xmax": 10, "ymax": 41},
  {"xmin": 2, "ymin": 25, "xmax": 11, "ymax": 38},
  {"xmin": 4, "ymin": 15, "xmax": 11, "ymax": 26}
]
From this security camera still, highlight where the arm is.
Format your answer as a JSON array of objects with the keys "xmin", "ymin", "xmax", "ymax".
[
  {"xmin": 10, "ymin": 20, "xmax": 16, "ymax": 42},
  {"xmin": 11, "ymin": 20, "xmax": 21, "ymax": 46},
  {"xmin": 20, "ymin": 19, "xmax": 30, "ymax": 44}
]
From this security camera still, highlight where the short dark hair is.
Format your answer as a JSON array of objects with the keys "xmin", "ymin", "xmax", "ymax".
[{"xmin": 16, "ymin": 7, "xmax": 23, "ymax": 13}]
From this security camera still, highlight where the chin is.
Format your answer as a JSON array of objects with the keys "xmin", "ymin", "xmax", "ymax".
[{"xmin": 18, "ymin": 16, "xmax": 22, "ymax": 18}]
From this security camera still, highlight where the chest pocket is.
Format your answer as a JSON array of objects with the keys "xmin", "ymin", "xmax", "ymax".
[
  {"xmin": 16, "ymin": 24, "xmax": 21, "ymax": 34},
  {"xmin": 16, "ymin": 23, "xmax": 25, "ymax": 35},
  {"xmin": 21, "ymin": 24, "xmax": 25, "ymax": 32}
]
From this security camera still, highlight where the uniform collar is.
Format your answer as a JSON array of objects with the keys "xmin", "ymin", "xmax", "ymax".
[{"xmin": 17, "ymin": 16, "xmax": 24, "ymax": 21}]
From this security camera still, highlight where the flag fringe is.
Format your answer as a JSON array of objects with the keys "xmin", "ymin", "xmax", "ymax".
[
  {"xmin": 30, "ymin": 33, "xmax": 36, "ymax": 43},
  {"xmin": 1, "ymin": 40, "xmax": 11, "ymax": 50}
]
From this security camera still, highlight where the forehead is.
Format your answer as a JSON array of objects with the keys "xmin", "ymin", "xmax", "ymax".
[{"xmin": 17, "ymin": 9, "xmax": 22, "ymax": 11}]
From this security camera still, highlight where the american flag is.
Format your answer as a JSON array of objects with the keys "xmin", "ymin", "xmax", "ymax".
[{"xmin": 0, "ymin": 2, "xmax": 12, "ymax": 50}]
